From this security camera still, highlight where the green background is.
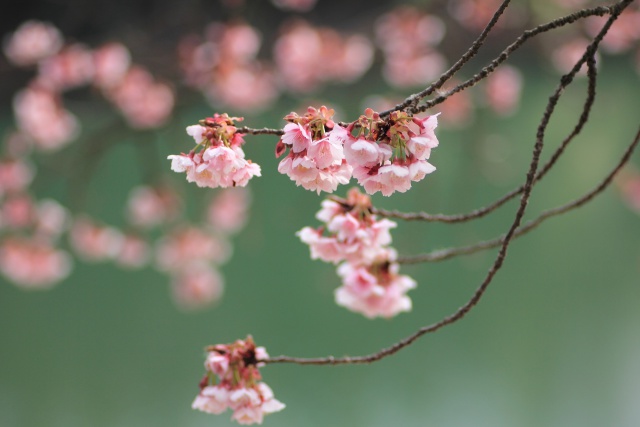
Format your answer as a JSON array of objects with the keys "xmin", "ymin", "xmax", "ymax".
[{"xmin": 1, "ymin": 5, "xmax": 640, "ymax": 426}]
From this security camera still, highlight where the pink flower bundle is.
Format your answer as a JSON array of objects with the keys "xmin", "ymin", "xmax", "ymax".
[
  {"xmin": 192, "ymin": 336, "xmax": 285, "ymax": 425},
  {"xmin": 276, "ymin": 106, "xmax": 352, "ymax": 194},
  {"xmin": 168, "ymin": 114, "xmax": 261, "ymax": 188},
  {"xmin": 298, "ymin": 188, "xmax": 416, "ymax": 318}
]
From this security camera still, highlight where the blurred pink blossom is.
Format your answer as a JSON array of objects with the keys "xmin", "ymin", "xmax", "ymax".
[
  {"xmin": 115, "ymin": 234, "xmax": 150, "ymax": 269},
  {"xmin": 483, "ymin": 65, "xmax": 523, "ymax": 116},
  {"xmin": 105, "ymin": 66, "xmax": 174, "ymax": 129},
  {"xmin": 0, "ymin": 237, "xmax": 71, "ymax": 289},
  {"xmin": 585, "ymin": 8, "xmax": 640, "ymax": 54},
  {"xmin": 436, "ymin": 83, "xmax": 474, "ymax": 128},
  {"xmin": 68, "ymin": 216, "xmax": 124, "ymax": 262},
  {"xmin": 34, "ymin": 199, "xmax": 68, "ymax": 239},
  {"xmin": 551, "ymin": 37, "xmax": 600, "ymax": 75},
  {"xmin": 274, "ymin": 20, "xmax": 373, "ymax": 92},
  {"xmin": 3, "ymin": 20, "xmax": 63, "ymax": 67},
  {"xmin": 207, "ymin": 188, "xmax": 252, "ymax": 234},
  {"xmin": 37, "ymin": 44, "xmax": 95, "ymax": 91},
  {"xmin": 155, "ymin": 226, "xmax": 231, "ymax": 272},
  {"xmin": 180, "ymin": 23, "xmax": 279, "ymax": 112},
  {"xmin": 171, "ymin": 263, "xmax": 224, "ymax": 310},
  {"xmin": 1, "ymin": 193, "xmax": 35, "ymax": 229},
  {"xmin": 126, "ymin": 185, "xmax": 180, "ymax": 229},
  {"xmin": 376, "ymin": 8, "xmax": 447, "ymax": 88},
  {"xmin": 13, "ymin": 85, "xmax": 79, "ymax": 150},
  {"xmin": 92, "ymin": 42, "xmax": 131, "ymax": 89},
  {"xmin": 0, "ymin": 159, "xmax": 35, "ymax": 196},
  {"xmin": 617, "ymin": 170, "xmax": 640, "ymax": 213}
]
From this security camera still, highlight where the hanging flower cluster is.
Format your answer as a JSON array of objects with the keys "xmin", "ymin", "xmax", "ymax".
[
  {"xmin": 168, "ymin": 114, "xmax": 261, "ymax": 188},
  {"xmin": 298, "ymin": 188, "xmax": 416, "ymax": 318},
  {"xmin": 345, "ymin": 108, "xmax": 439, "ymax": 196},
  {"xmin": 276, "ymin": 106, "xmax": 352, "ymax": 194},
  {"xmin": 193, "ymin": 336, "xmax": 285, "ymax": 425}
]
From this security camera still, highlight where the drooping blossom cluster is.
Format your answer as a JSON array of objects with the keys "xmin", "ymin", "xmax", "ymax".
[
  {"xmin": 193, "ymin": 336, "xmax": 285, "ymax": 424},
  {"xmin": 168, "ymin": 114, "xmax": 261, "ymax": 189},
  {"xmin": 344, "ymin": 108, "xmax": 439, "ymax": 196},
  {"xmin": 276, "ymin": 106, "xmax": 352, "ymax": 194},
  {"xmin": 298, "ymin": 188, "xmax": 416, "ymax": 318},
  {"xmin": 4, "ymin": 21, "xmax": 174, "ymax": 152}
]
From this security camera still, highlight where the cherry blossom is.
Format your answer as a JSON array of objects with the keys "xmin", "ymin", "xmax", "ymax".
[
  {"xmin": 335, "ymin": 251, "xmax": 416, "ymax": 319},
  {"xmin": 343, "ymin": 109, "xmax": 440, "ymax": 196},
  {"xmin": 299, "ymin": 188, "xmax": 417, "ymax": 317},
  {"xmin": 276, "ymin": 106, "xmax": 352, "ymax": 194},
  {"xmin": 168, "ymin": 114, "xmax": 261, "ymax": 189},
  {"xmin": 193, "ymin": 336, "xmax": 284, "ymax": 424}
]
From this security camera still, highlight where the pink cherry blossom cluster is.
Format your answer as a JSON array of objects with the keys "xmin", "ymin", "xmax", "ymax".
[
  {"xmin": 345, "ymin": 109, "xmax": 439, "ymax": 196},
  {"xmin": 298, "ymin": 188, "xmax": 416, "ymax": 318},
  {"xmin": 168, "ymin": 114, "xmax": 261, "ymax": 189},
  {"xmin": 375, "ymin": 7, "xmax": 447, "ymax": 88},
  {"xmin": 179, "ymin": 22, "xmax": 278, "ymax": 112},
  {"xmin": 276, "ymin": 106, "xmax": 352, "ymax": 194},
  {"xmin": 275, "ymin": 106, "xmax": 441, "ymax": 196},
  {"xmin": 4, "ymin": 21, "xmax": 174, "ymax": 152},
  {"xmin": 193, "ymin": 336, "xmax": 285, "ymax": 425}
]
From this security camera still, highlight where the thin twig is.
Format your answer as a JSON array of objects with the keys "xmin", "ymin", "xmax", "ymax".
[
  {"xmin": 372, "ymin": 53, "xmax": 599, "ymax": 223},
  {"xmin": 380, "ymin": 0, "xmax": 512, "ymax": 118},
  {"xmin": 236, "ymin": 126, "xmax": 284, "ymax": 136},
  {"xmin": 399, "ymin": 126, "xmax": 640, "ymax": 264},
  {"xmin": 411, "ymin": 4, "xmax": 618, "ymax": 115}
]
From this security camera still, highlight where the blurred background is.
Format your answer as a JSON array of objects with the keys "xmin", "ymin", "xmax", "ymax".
[{"xmin": 1, "ymin": 0, "xmax": 640, "ymax": 426}]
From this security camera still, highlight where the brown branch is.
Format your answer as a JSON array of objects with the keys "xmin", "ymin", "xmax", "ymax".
[
  {"xmin": 262, "ymin": 5, "xmax": 631, "ymax": 366},
  {"xmin": 398, "ymin": 126, "xmax": 640, "ymax": 264},
  {"xmin": 372, "ymin": 53, "xmax": 599, "ymax": 223},
  {"xmin": 411, "ymin": 3, "xmax": 620, "ymax": 115},
  {"xmin": 380, "ymin": 0, "xmax": 512, "ymax": 119},
  {"xmin": 236, "ymin": 126, "xmax": 284, "ymax": 136}
]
